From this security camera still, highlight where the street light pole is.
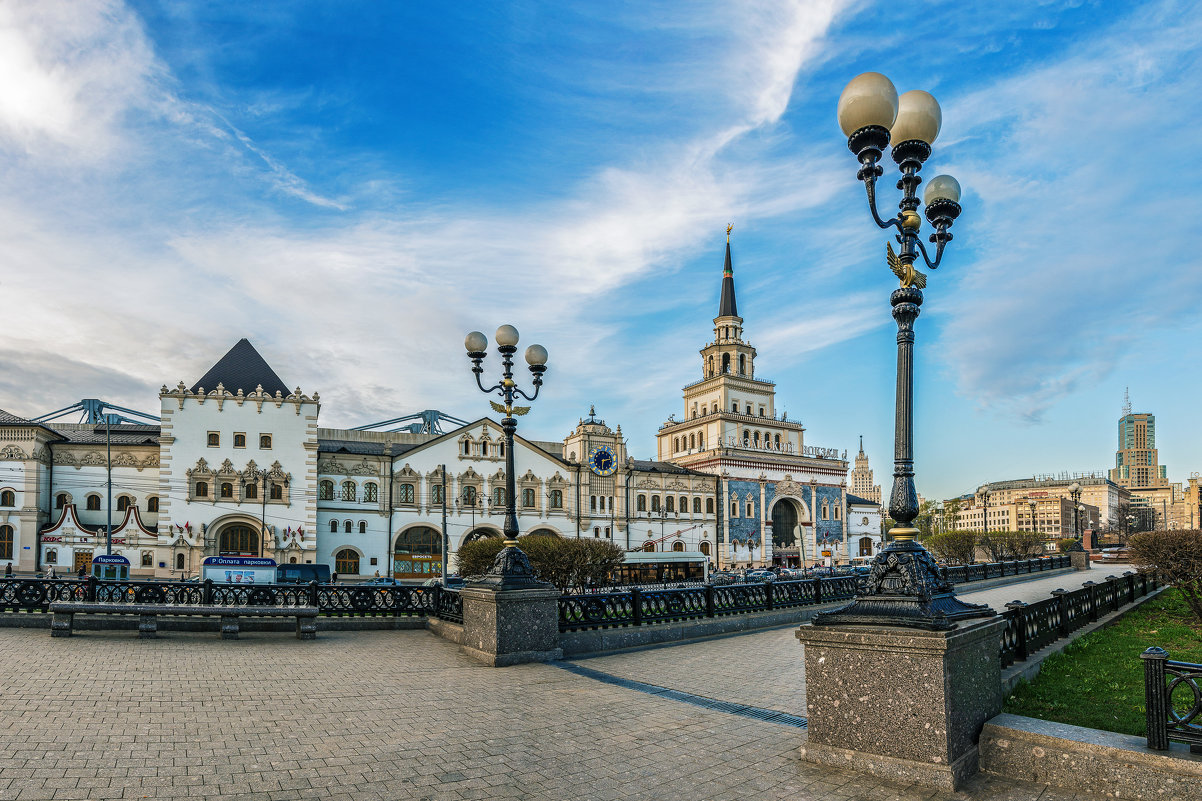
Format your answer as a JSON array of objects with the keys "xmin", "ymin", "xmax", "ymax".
[
  {"xmin": 816, "ymin": 72, "xmax": 991, "ymax": 629},
  {"xmin": 464, "ymin": 326, "xmax": 550, "ymax": 588}
]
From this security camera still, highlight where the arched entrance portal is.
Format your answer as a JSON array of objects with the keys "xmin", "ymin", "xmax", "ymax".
[
  {"xmin": 523, "ymin": 528, "xmax": 559, "ymax": 538},
  {"xmin": 858, "ymin": 537, "xmax": 874, "ymax": 557},
  {"xmin": 394, "ymin": 526, "xmax": 442, "ymax": 580},
  {"xmin": 464, "ymin": 528, "xmax": 501, "ymax": 544},
  {"xmin": 771, "ymin": 499, "xmax": 801, "ymax": 567},
  {"xmin": 218, "ymin": 524, "xmax": 259, "ymax": 557}
]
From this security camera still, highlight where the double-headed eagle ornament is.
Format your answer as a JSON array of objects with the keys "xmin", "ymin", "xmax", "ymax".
[
  {"xmin": 887, "ymin": 242, "xmax": 926, "ymax": 289},
  {"xmin": 490, "ymin": 400, "xmax": 530, "ymax": 417}
]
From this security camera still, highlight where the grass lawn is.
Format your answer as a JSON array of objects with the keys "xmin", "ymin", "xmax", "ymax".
[{"xmin": 1003, "ymin": 588, "xmax": 1202, "ymax": 736}]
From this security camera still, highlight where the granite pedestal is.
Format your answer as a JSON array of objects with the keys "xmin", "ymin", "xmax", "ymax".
[
  {"xmin": 796, "ymin": 616, "xmax": 1006, "ymax": 790},
  {"xmin": 1070, "ymin": 551, "xmax": 1090, "ymax": 570},
  {"xmin": 460, "ymin": 585, "xmax": 562, "ymax": 667}
]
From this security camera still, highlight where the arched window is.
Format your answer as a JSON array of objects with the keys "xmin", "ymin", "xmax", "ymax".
[
  {"xmin": 0, "ymin": 490, "xmax": 14, "ymax": 507},
  {"xmin": 731, "ymin": 500, "xmax": 738, "ymax": 517},
  {"xmin": 862, "ymin": 517, "xmax": 870, "ymax": 526},
  {"xmin": 753, "ymin": 431, "xmax": 760, "ymax": 444},
  {"xmin": 522, "ymin": 488, "xmax": 536, "ymax": 508},
  {"xmin": 651, "ymin": 496, "xmax": 660, "ymax": 513},
  {"xmin": 746, "ymin": 501, "xmax": 754, "ymax": 517},
  {"xmin": 550, "ymin": 490, "xmax": 563, "ymax": 509},
  {"xmin": 665, "ymin": 496, "xmax": 675, "ymax": 513},
  {"xmin": 859, "ymin": 537, "xmax": 873, "ymax": 557},
  {"xmin": 722, "ymin": 353, "xmax": 730, "ymax": 373},
  {"xmin": 344, "ymin": 520, "xmax": 352, "ymax": 534},
  {"xmin": 462, "ymin": 439, "xmax": 471, "ymax": 455},
  {"xmin": 822, "ymin": 502, "xmax": 829, "ymax": 520},
  {"xmin": 116, "ymin": 496, "xmax": 132, "ymax": 512},
  {"xmin": 318, "ymin": 480, "xmax": 334, "ymax": 501},
  {"xmin": 499, "ymin": 442, "xmax": 505, "ymax": 456},
  {"xmin": 481, "ymin": 442, "xmax": 489, "ymax": 457},
  {"xmin": 706, "ymin": 498, "xmax": 714, "ymax": 514},
  {"xmin": 244, "ymin": 482, "xmax": 258, "ymax": 500},
  {"xmin": 233, "ymin": 433, "xmax": 246, "ymax": 448},
  {"xmin": 141, "ymin": 551, "xmax": 153, "ymax": 567},
  {"xmin": 329, "ymin": 520, "xmax": 338, "ymax": 533},
  {"xmin": 394, "ymin": 526, "xmax": 442, "ymax": 578},
  {"xmin": 642, "ymin": 541, "xmax": 655, "ymax": 552},
  {"xmin": 359, "ymin": 521, "xmax": 367, "ymax": 534},
  {"xmin": 738, "ymin": 353, "xmax": 746, "ymax": 375},
  {"xmin": 698, "ymin": 434, "xmax": 704, "ymax": 449},
  {"xmin": 689, "ymin": 434, "xmax": 695, "ymax": 449},
  {"xmin": 45, "ymin": 548, "xmax": 58, "ymax": 564},
  {"xmin": 399, "ymin": 483, "xmax": 414, "ymax": 504},
  {"xmin": 693, "ymin": 497, "xmax": 701, "ymax": 514},
  {"xmin": 342, "ymin": 481, "xmax": 357, "ymax": 502},
  {"xmin": 834, "ymin": 505, "xmax": 841, "ymax": 520},
  {"xmin": 335, "ymin": 549, "xmax": 360, "ymax": 576},
  {"xmin": 462, "ymin": 486, "xmax": 477, "ymax": 505},
  {"xmin": 364, "ymin": 483, "xmax": 378, "ymax": 502},
  {"xmin": 590, "ymin": 495, "xmax": 597, "ymax": 511},
  {"xmin": 220, "ymin": 483, "xmax": 234, "ymax": 499},
  {"xmin": 679, "ymin": 496, "xmax": 687, "ymax": 514},
  {"xmin": 194, "ymin": 483, "xmax": 208, "ymax": 499},
  {"xmin": 86, "ymin": 494, "xmax": 101, "ymax": 511},
  {"xmin": 147, "ymin": 496, "xmax": 159, "ymax": 513},
  {"xmin": 55, "ymin": 494, "xmax": 68, "ymax": 509},
  {"xmin": 673, "ymin": 437, "xmax": 679, "ymax": 452},
  {"xmin": 492, "ymin": 487, "xmax": 505, "ymax": 506},
  {"xmin": 175, "ymin": 553, "xmax": 185, "ymax": 570},
  {"xmin": 270, "ymin": 483, "xmax": 282, "ymax": 500},
  {"xmin": 218, "ymin": 525, "xmax": 256, "ymax": 556},
  {"xmin": 699, "ymin": 541, "xmax": 711, "ymax": 556},
  {"xmin": 637, "ymin": 495, "xmax": 646, "ymax": 512},
  {"xmin": 0, "ymin": 525, "xmax": 11, "ymax": 559},
  {"xmin": 430, "ymin": 484, "xmax": 443, "ymax": 504},
  {"xmin": 593, "ymin": 526, "xmax": 600, "ymax": 538},
  {"xmin": 672, "ymin": 540, "xmax": 685, "ymax": 552},
  {"xmin": 207, "ymin": 433, "xmax": 219, "ymax": 447},
  {"xmin": 743, "ymin": 431, "xmax": 749, "ymax": 445},
  {"xmin": 707, "ymin": 355, "xmax": 714, "ymax": 376},
  {"xmin": 774, "ymin": 434, "xmax": 781, "ymax": 449}
]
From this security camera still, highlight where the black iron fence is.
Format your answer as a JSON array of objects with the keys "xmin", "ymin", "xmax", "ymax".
[
  {"xmin": 943, "ymin": 554, "xmax": 1070, "ymax": 583},
  {"xmin": 1142, "ymin": 647, "xmax": 1202, "ymax": 752},
  {"xmin": 999, "ymin": 571, "xmax": 1159, "ymax": 667},
  {"xmin": 0, "ymin": 576, "xmax": 463, "ymax": 621}
]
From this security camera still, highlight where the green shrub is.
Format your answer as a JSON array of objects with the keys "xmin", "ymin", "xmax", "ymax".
[
  {"xmin": 1130, "ymin": 529, "xmax": 1202, "ymax": 624},
  {"xmin": 455, "ymin": 535, "xmax": 626, "ymax": 590},
  {"xmin": 922, "ymin": 530, "xmax": 977, "ymax": 565}
]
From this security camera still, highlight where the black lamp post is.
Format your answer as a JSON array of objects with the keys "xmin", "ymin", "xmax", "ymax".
[
  {"xmin": 464, "ymin": 325, "xmax": 550, "ymax": 588},
  {"xmin": 981, "ymin": 488, "xmax": 990, "ymax": 534},
  {"xmin": 1068, "ymin": 482, "xmax": 1082, "ymax": 539},
  {"xmin": 816, "ymin": 72, "xmax": 992, "ymax": 630}
]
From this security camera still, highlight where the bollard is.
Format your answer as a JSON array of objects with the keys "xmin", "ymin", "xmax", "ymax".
[{"xmin": 1142, "ymin": 646, "xmax": 1170, "ymax": 750}]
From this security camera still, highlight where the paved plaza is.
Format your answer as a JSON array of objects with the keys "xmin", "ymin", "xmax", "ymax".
[{"xmin": 0, "ymin": 572, "xmax": 1106, "ymax": 801}]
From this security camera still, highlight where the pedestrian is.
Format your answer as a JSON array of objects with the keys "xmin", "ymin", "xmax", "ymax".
[
  {"xmin": 374, "ymin": 570, "xmax": 380, "ymax": 578},
  {"xmin": 4, "ymin": 563, "xmax": 11, "ymax": 578},
  {"xmin": 77, "ymin": 564, "xmax": 86, "ymax": 579},
  {"xmin": 331, "ymin": 571, "xmax": 338, "ymax": 584},
  {"xmin": 45, "ymin": 565, "xmax": 56, "ymax": 579}
]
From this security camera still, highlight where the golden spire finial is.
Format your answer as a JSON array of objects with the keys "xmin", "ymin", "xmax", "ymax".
[{"xmin": 726, "ymin": 222, "xmax": 734, "ymax": 241}]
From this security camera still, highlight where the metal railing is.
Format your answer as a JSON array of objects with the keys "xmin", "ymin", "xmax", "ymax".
[
  {"xmin": 999, "ymin": 571, "xmax": 1159, "ymax": 667},
  {"xmin": 1142, "ymin": 647, "xmax": 1202, "ymax": 752},
  {"xmin": 0, "ymin": 576, "xmax": 464, "ymax": 621}
]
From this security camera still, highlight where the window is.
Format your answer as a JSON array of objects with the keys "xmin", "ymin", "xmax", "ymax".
[
  {"xmin": 218, "ymin": 525, "xmax": 256, "ymax": 556},
  {"xmin": 822, "ymin": 502, "xmax": 829, "ymax": 520},
  {"xmin": 359, "ymin": 521, "xmax": 367, "ymax": 534},
  {"xmin": 746, "ymin": 501, "xmax": 754, "ymax": 517},
  {"xmin": 342, "ymin": 481, "xmax": 357, "ymax": 502},
  {"xmin": 429, "ymin": 484, "xmax": 442, "ymax": 504},
  {"xmin": 0, "ymin": 490, "xmax": 13, "ymax": 507},
  {"xmin": 550, "ymin": 490, "xmax": 563, "ymax": 509},
  {"xmin": 147, "ymin": 497, "xmax": 159, "ymax": 513},
  {"xmin": 642, "ymin": 541, "xmax": 655, "ymax": 552},
  {"xmin": 329, "ymin": 520, "xmax": 338, "ymax": 533},
  {"xmin": 462, "ymin": 486, "xmax": 477, "ymax": 505},
  {"xmin": 731, "ymin": 501, "xmax": 738, "ymax": 517},
  {"xmin": 753, "ymin": 431, "xmax": 760, "ymax": 444},
  {"xmin": 481, "ymin": 442, "xmax": 489, "ymax": 457},
  {"xmin": 194, "ymin": 483, "xmax": 208, "ymax": 499},
  {"xmin": 738, "ymin": 354, "xmax": 746, "ymax": 375},
  {"xmin": 693, "ymin": 497, "xmax": 701, "ymax": 514},
  {"xmin": 344, "ymin": 520, "xmax": 352, "ymax": 534},
  {"xmin": 672, "ymin": 540, "xmax": 685, "ymax": 552},
  {"xmin": 698, "ymin": 434, "xmax": 704, "ymax": 449},
  {"xmin": 743, "ymin": 432, "xmax": 749, "ymax": 445},
  {"xmin": 0, "ymin": 525, "xmax": 11, "ymax": 559},
  {"xmin": 220, "ymin": 482, "xmax": 234, "ymax": 499},
  {"xmin": 335, "ymin": 549, "xmax": 360, "ymax": 575},
  {"xmin": 244, "ymin": 482, "xmax": 258, "ymax": 500},
  {"xmin": 499, "ymin": 442, "xmax": 504, "ymax": 456},
  {"xmin": 774, "ymin": 434, "xmax": 781, "ymax": 448},
  {"xmin": 46, "ymin": 548, "xmax": 58, "ymax": 564},
  {"xmin": 722, "ymin": 353, "xmax": 730, "ymax": 373},
  {"xmin": 651, "ymin": 495, "xmax": 660, "ymax": 513},
  {"xmin": 399, "ymin": 483, "xmax": 414, "ymax": 504},
  {"xmin": 699, "ymin": 541, "xmax": 711, "ymax": 556},
  {"xmin": 207, "ymin": 432, "xmax": 219, "ymax": 447},
  {"xmin": 679, "ymin": 496, "xmax": 687, "ymax": 514},
  {"xmin": 55, "ymin": 494, "xmax": 67, "ymax": 509},
  {"xmin": 590, "ymin": 495, "xmax": 597, "ymax": 511},
  {"xmin": 731, "ymin": 401, "xmax": 738, "ymax": 412},
  {"xmin": 862, "ymin": 516, "xmax": 870, "ymax": 526},
  {"xmin": 745, "ymin": 405, "xmax": 751, "ymax": 415},
  {"xmin": 492, "ymin": 487, "xmax": 505, "ymax": 506},
  {"xmin": 117, "ymin": 496, "xmax": 132, "ymax": 512},
  {"xmin": 319, "ymin": 481, "xmax": 334, "ymax": 501},
  {"xmin": 462, "ymin": 440, "xmax": 471, "ymax": 455},
  {"xmin": 270, "ymin": 483, "xmax": 282, "ymax": 500},
  {"xmin": 364, "ymin": 482, "xmax": 378, "ymax": 503},
  {"xmin": 233, "ymin": 433, "xmax": 246, "ymax": 448},
  {"xmin": 834, "ymin": 505, "xmax": 841, "ymax": 521},
  {"xmin": 706, "ymin": 498, "xmax": 714, "ymax": 514},
  {"xmin": 637, "ymin": 494, "xmax": 646, "ymax": 512},
  {"xmin": 522, "ymin": 488, "xmax": 536, "ymax": 507},
  {"xmin": 594, "ymin": 527, "xmax": 600, "ymax": 538},
  {"xmin": 175, "ymin": 553, "xmax": 185, "ymax": 570},
  {"xmin": 259, "ymin": 435, "xmax": 272, "ymax": 449},
  {"xmin": 86, "ymin": 494, "xmax": 101, "ymax": 511},
  {"xmin": 141, "ymin": 551, "xmax": 153, "ymax": 567}
]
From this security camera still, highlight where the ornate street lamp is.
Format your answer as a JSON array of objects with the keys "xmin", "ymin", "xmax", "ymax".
[
  {"xmin": 1030, "ymin": 500, "xmax": 1038, "ymax": 535},
  {"xmin": 464, "ymin": 326, "xmax": 550, "ymax": 588},
  {"xmin": 816, "ymin": 73, "xmax": 991, "ymax": 630},
  {"xmin": 1068, "ymin": 482, "xmax": 1082, "ymax": 539}
]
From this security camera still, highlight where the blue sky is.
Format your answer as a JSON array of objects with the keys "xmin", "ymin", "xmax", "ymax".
[{"xmin": 1, "ymin": 0, "xmax": 1199, "ymax": 502}]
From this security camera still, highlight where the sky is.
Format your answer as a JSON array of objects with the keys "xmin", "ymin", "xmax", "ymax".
[{"xmin": 1, "ymin": 0, "xmax": 1200, "ymax": 502}]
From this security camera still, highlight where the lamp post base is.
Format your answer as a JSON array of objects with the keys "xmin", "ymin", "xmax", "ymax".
[
  {"xmin": 813, "ymin": 539, "xmax": 994, "ymax": 631},
  {"xmin": 467, "ymin": 544, "xmax": 553, "ymax": 591}
]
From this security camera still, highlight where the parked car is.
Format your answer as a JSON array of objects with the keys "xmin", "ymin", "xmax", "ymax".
[
  {"xmin": 361, "ymin": 577, "xmax": 401, "ymax": 586},
  {"xmin": 422, "ymin": 575, "xmax": 465, "ymax": 589}
]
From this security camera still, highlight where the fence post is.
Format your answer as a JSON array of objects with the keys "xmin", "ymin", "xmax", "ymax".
[
  {"xmin": 85, "ymin": 575, "xmax": 97, "ymax": 603},
  {"xmin": 308, "ymin": 580, "xmax": 319, "ymax": 607},
  {"xmin": 1124, "ymin": 571, "xmax": 1136, "ymax": 604},
  {"xmin": 429, "ymin": 586, "xmax": 440, "ymax": 619},
  {"xmin": 813, "ymin": 576, "xmax": 823, "ymax": 605},
  {"xmin": 1142, "ymin": 646, "xmax": 1170, "ymax": 750},
  {"xmin": 1083, "ymin": 581, "xmax": 1098, "ymax": 622},
  {"xmin": 705, "ymin": 584, "xmax": 715, "ymax": 618},
  {"xmin": 202, "ymin": 578, "xmax": 213, "ymax": 605},
  {"xmin": 1005, "ymin": 601, "xmax": 1029, "ymax": 662},
  {"xmin": 1106, "ymin": 576, "xmax": 1120, "ymax": 612},
  {"xmin": 631, "ymin": 588, "xmax": 643, "ymax": 626},
  {"xmin": 765, "ymin": 581, "xmax": 775, "ymax": 611},
  {"xmin": 1052, "ymin": 589, "xmax": 1070, "ymax": 637}
]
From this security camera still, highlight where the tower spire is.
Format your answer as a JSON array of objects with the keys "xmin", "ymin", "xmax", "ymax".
[
  {"xmin": 1123, "ymin": 387, "xmax": 1131, "ymax": 416},
  {"xmin": 718, "ymin": 225, "xmax": 738, "ymax": 318},
  {"xmin": 859, "ymin": 435, "xmax": 864, "ymax": 455}
]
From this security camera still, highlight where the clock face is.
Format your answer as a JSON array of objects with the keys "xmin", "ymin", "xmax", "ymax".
[{"xmin": 589, "ymin": 445, "xmax": 617, "ymax": 476}]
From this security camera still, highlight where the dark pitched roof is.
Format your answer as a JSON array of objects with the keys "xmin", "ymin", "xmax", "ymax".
[
  {"xmin": 191, "ymin": 339, "xmax": 290, "ymax": 396},
  {"xmin": 52, "ymin": 425, "xmax": 161, "ymax": 445},
  {"xmin": 0, "ymin": 409, "xmax": 36, "ymax": 426},
  {"xmin": 718, "ymin": 240, "xmax": 738, "ymax": 318},
  {"xmin": 318, "ymin": 439, "xmax": 421, "ymax": 458},
  {"xmin": 846, "ymin": 493, "xmax": 878, "ymax": 506},
  {"xmin": 630, "ymin": 459, "xmax": 706, "ymax": 476}
]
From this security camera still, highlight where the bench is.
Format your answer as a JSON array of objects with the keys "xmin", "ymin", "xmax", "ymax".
[{"xmin": 47, "ymin": 602, "xmax": 319, "ymax": 640}]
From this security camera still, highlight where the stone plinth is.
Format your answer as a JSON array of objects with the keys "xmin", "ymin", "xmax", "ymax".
[
  {"xmin": 1071, "ymin": 551, "xmax": 1090, "ymax": 570},
  {"xmin": 796, "ymin": 617, "xmax": 1006, "ymax": 790},
  {"xmin": 460, "ymin": 585, "xmax": 562, "ymax": 667}
]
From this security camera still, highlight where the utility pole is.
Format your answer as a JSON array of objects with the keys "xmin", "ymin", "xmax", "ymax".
[
  {"xmin": 441, "ymin": 464, "xmax": 448, "ymax": 580},
  {"xmin": 105, "ymin": 415, "xmax": 113, "ymax": 556}
]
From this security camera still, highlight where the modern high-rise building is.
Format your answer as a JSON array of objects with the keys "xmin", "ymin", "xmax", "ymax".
[{"xmin": 1109, "ymin": 390, "xmax": 1169, "ymax": 490}]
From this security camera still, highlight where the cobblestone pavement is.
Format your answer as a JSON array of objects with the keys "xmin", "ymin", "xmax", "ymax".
[{"xmin": 0, "ymin": 626, "xmax": 1081, "ymax": 801}]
